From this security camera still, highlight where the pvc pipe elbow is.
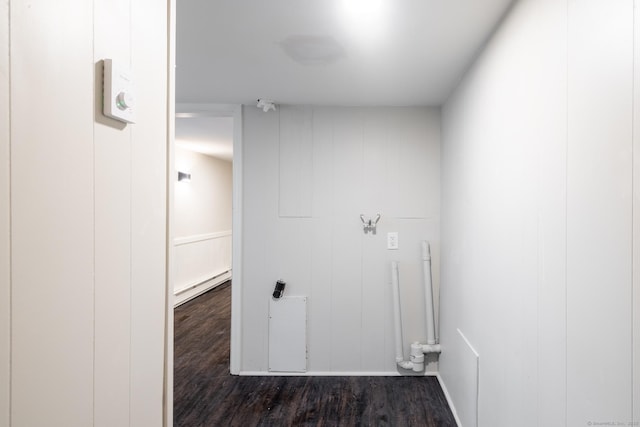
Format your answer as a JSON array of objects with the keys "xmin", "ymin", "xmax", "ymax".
[{"xmin": 397, "ymin": 360, "xmax": 414, "ymax": 370}]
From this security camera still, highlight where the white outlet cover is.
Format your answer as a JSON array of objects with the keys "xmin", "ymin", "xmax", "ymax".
[
  {"xmin": 103, "ymin": 59, "xmax": 136, "ymax": 124},
  {"xmin": 387, "ymin": 232, "xmax": 399, "ymax": 250}
]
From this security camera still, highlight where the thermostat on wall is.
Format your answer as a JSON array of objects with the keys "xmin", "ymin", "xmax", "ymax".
[{"xmin": 103, "ymin": 59, "xmax": 136, "ymax": 124}]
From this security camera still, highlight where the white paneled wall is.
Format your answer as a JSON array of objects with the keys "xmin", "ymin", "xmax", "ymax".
[
  {"xmin": 11, "ymin": 1, "xmax": 95, "ymax": 424},
  {"xmin": 279, "ymin": 107, "xmax": 313, "ymax": 218},
  {"xmin": 1, "ymin": 0, "xmax": 168, "ymax": 425},
  {"xmin": 173, "ymin": 148, "xmax": 232, "ymax": 305},
  {"xmin": 242, "ymin": 106, "xmax": 440, "ymax": 374},
  {"xmin": 174, "ymin": 233, "xmax": 232, "ymax": 291},
  {"xmin": 174, "ymin": 232, "xmax": 232, "ymax": 305},
  {"xmin": 635, "ymin": 4, "xmax": 640, "ymax": 421},
  {"xmin": 441, "ymin": 0, "xmax": 638, "ymax": 425},
  {"xmin": 567, "ymin": 1, "xmax": 633, "ymax": 423},
  {"xmin": 130, "ymin": 2, "xmax": 168, "ymax": 424},
  {"xmin": 94, "ymin": 0, "xmax": 133, "ymax": 425},
  {"xmin": 0, "ymin": 1, "xmax": 9, "ymax": 424}
]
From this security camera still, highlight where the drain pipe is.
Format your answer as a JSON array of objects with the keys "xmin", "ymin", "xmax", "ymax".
[
  {"xmin": 391, "ymin": 261, "xmax": 415, "ymax": 370},
  {"xmin": 420, "ymin": 241, "xmax": 441, "ymax": 355},
  {"xmin": 422, "ymin": 241, "xmax": 437, "ymax": 345},
  {"xmin": 390, "ymin": 241, "xmax": 441, "ymax": 373}
]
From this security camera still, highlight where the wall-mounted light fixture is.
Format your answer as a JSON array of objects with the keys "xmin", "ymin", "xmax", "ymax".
[{"xmin": 178, "ymin": 171, "xmax": 191, "ymax": 182}]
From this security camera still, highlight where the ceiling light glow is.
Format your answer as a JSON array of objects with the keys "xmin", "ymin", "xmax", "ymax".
[{"xmin": 340, "ymin": 0, "xmax": 386, "ymax": 42}]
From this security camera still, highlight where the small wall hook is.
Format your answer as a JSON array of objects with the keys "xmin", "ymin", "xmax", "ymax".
[{"xmin": 360, "ymin": 214, "xmax": 381, "ymax": 234}]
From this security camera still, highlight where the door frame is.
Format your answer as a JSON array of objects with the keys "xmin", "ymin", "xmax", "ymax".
[{"xmin": 166, "ymin": 101, "xmax": 244, "ymax": 421}]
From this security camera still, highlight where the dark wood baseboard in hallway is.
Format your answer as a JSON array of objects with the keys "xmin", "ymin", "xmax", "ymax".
[{"xmin": 174, "ymin": 282, "xmax": 457, "ymax": 427}]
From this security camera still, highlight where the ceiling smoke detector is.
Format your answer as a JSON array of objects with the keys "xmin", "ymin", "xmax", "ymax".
[{"xmin": 256, "ymin": 99, "xmax": 277, "ymax": 112}]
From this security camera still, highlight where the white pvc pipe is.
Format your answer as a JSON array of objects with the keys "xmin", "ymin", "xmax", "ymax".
[
  {"xmin": 390, "ymin": 261, "xmax": 405, "ymax": 364},
  {"xmin": 422, "ymin": 344, "xmax": 441, "ymax": 354},
  {"xmin": 422, "ymin": 241, "xmax": 436, "ymax": 345},
  {"xmin": 391, "ymin": 256, "xmax": 441, "ymax": 373},
  {"xmin": 410, "ymin": 342, "xmax": 425, "ymax": 372}
]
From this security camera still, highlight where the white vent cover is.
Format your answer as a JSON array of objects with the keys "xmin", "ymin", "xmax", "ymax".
[{"xmin": 268, "ymin": 296, "xmax": 307, "ymax": 372}]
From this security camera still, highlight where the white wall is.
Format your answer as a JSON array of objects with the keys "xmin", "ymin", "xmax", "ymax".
[
  {"xmin": 174, "ymin": 147, "xmax": 232, "ymax": 303},
  {"xmin": 242, "ymin": 106, "xmax": 440, "ymax": 374},
  {"xmin": 634, "ymin": 4, "xmax": 640, "ymax": 420},
  {"xmin": 0, "ymin": 1, "xmax": 9, "ymax": 424},
  {"xmin": 175, "ymin": 147, "xmax": 232, "ymax": 236},
  {"xmin": 567, "ymin": 1, "xmax": 633, "ymax": 423},
  {"xmin": 0, "ymin": 0, "xmax": 168, "ymax": 426},
  {"xmin": 441, "ymin": 0, "xmax": 639, "ymax": 425}
]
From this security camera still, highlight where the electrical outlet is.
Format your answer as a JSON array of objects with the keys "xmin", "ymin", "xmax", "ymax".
[{"xmin": 387, "ymin": 232, "xmax": 398, "ymax": 250}]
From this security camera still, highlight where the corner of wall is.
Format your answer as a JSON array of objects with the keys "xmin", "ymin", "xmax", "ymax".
[
  {"xmin": 436, "ymin": 373, "xmax": 463, "ymax": 427},
  {"xmin": 0, "ymin": 0, "xmax": 10, "ymax": 423}
]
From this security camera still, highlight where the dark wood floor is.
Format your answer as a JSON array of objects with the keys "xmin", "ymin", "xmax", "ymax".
[{"xmin": 174, "ymin": 282, "xmax": 457, "ymax": 427}]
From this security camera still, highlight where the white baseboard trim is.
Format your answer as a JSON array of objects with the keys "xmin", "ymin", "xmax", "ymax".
[
  {"xmin": 436, "ymin": 373, "xmax": 462, "ymax": 427},
  {"xmin": 174, "ymin": 269, "xmax": 231, "ymax": 296},
  {"xmin": 238, "ymin": 370, "xmax": 440, "ymax": 377},
  {"xmin": 174, "ymin": 271, "xmax": 231, "ymax": 307}
]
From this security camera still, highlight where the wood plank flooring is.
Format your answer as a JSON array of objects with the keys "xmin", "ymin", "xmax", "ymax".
[{"xmin": 174, "ymin": 282, "xmax": 457, "ymax": 427}]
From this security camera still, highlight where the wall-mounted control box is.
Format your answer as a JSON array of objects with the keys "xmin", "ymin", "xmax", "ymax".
[{"xmin": 103, "ymin": 59, "xmax": 136, "ymax": 124}]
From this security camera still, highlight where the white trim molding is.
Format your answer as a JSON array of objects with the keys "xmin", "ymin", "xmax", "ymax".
[
  {"xmin": 173, "ymin": 270, "xmax": 231, "ymax": 307},
  {"xmin": 174, "ymin": 269, "xmax": 231, "ymax": 296},
  {"xmin": 173, "ymin": 230, "xmax": 231, "ymax": 246},
  {"xmin": 238, "ymin": 371, "xmax": 440, "ymax": 377},
  {"xmin": 230, "ymin": 104, "xmax": 243, "ymax": 375},
  {"xmin": 437, "ymin": 373, "xmax": 462, "ymax": 427}
]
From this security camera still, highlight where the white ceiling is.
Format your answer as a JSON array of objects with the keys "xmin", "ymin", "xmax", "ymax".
[
  {"xmin": 176, "ymin": 0, "xmax": 514, "ymax": 107},
  {"xmin": 175, "ymin": 0, "xmax": 514, "ymax": 160},
  {"xmin": 175, "ymin": 115, "xmax": 234, "ymax": 162}
]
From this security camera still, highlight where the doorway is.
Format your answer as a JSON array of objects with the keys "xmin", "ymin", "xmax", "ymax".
[
  {"xmin": 167, "ymin": 103, "xmax": 243, "ymax": 423},
  {"xmin": 173, "ymin": 107, "xmax": 234, "ymax": 306}
]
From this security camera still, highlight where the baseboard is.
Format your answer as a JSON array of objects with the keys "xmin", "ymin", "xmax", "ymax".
[
  {"xmin": 174, "ymin": 272, "xmax": 231, "ymax": 307},
  {"xmin": 238, "ymin": 370, "xmax": 440, "ymax": 377},
  {"xmin": 174, "ymin": 269, "xmax": 231, "ymax": 296},
  {"xmin": 436, "ymin": 373, "xmax": 462, "ymax": 427}
]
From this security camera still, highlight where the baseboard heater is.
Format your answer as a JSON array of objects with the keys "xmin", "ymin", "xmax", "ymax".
[{"xmin": 174, "ymin": 269, "xmax": 231, "ymax": 307}]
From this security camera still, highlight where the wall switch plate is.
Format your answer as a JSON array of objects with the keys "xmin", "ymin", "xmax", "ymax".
[
  {"xmin": 103, "ymin": 59, "xmax": 136, "ymax": 124},
  {"xmin": 387, "ymin": 232, "xmax": 399, "ymax": 250}
]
